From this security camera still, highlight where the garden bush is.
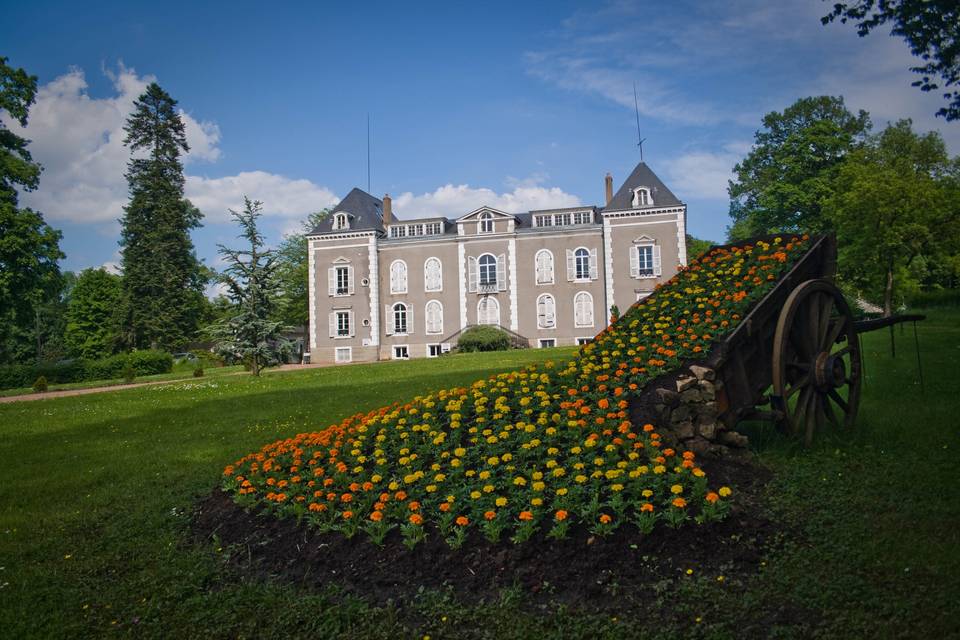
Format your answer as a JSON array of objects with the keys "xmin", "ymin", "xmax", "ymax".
[
  {"xmin": 0, "ymin": 350, "xmax": 174, "ymax": 390},
  {"xmin": 223, "ymin": 235, "xmax": 811, "ymax": 547},
  {"xmin": 457, "ymin": 325, "xmax": 513, "ymax": 352},
  {"xmin": 32, "ymin": 376, "xmax": 48, "ymax": 393}
]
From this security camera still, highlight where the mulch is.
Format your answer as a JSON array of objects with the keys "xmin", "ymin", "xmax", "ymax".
[{"xmin": 190, "ymin": 456, "xmax": 785, "ymax": 610}]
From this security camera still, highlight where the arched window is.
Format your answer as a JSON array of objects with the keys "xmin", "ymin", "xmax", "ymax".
[
  {"xmin": 390, "ymin": 260, "xmax": 408, "ymax": 294},
  {"xmin": 479, "ymin": 211, "xmax": 494, "ymax": 233},
  {"xmin": 632, "ymin": 187, "xmax": 652, "ymax": 208},
  {"xmin": 574, "ymin": 291, "xmax": 594, "ymax": 328},
  {"xmin": 477, "ymin": 297, "xmax": 501, "ymax": 326},
  {"xmin": 574, "ymin": 247, "xmax": 590, "ymax": 280},
  {"xmin": 535, "ymin": 249, "xmax": 554, "ymax": 285},
  {"xmin": 392, "ymin": 302, "xmax": 408, "ymax": 334},
  {"xmin": 424, "ymin": 257, "xmax": 442, "ymax": 292},
  {"xmin": 425, "ymin": 300, "xmax": 443, "ymax": 335},
  {"xmin": 537, "ymin": 294, "xmax": 556, "ymax": 329},
  {"xmin": 479, "ymin": 254, "xmax": 497, "ymax": 286},
  {"xmin": 333, "ymin": 213, "xmax": 349, "ymax": 230}
]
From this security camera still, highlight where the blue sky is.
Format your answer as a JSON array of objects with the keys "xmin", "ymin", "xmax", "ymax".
[{"xmin": 3, "ymin": 0, "xmax": 957, "ymax": 277}]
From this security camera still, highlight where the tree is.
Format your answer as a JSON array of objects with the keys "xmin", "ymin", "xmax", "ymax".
[
  {"xmin": 207, "ymin": 198, "xmax": 290, "ymax": 376},
  {"xmin": 826, "ymin": 120, "xmax": 959, "ymax": 315},
  {"xmin": 823, "ymin": 1, "xmax": 960, "ymax": 121},
  {"xmin": 274, "ymin": 210, "xmax": 329, "ymax": 331},
  {"xmin": 118, "ymin": 83, "xmax": 204, "ymax": 351},
  {"xmin": 727, "ymin": 96, "xmax": 871, "ymax": 239},
  {"xmin": 65, "ymin": 268, "xmax": 122, "ymax": 359},
  {"xmin": 685, "ymin": 234, "xmax": 715, "ymax": 263},
  {"xmin": 0, "ymin": 57, "xmax": 65, "ymax": 364}
]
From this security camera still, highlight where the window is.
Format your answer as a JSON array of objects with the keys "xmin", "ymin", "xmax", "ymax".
[
  {"xmin": 390, "ymin": 260, "xmax": 408, "ymax": 294},
  {"xmin": 333, "ymin": 213, "xmax": 349, "ymax": 230},
  {"xmin": 632, "ymin": 187, "xmax": 652, "ymax": 208},
  {"xmin": 479, "ymin": 211, "xmax": 494, "ymax": 233},
  {"xmin": 328, "ymin": 263, "xmax": 354, "ymax": 296},
  {"xmin": 535, "ymin": 215, "xmax": 552, "ymax": 227},
  {"xmin": 413, "ymin": 224, "xmax": 424, "ymax": 236},
  {"xmin": 477, "ymin": 297, "xmax": 500, "ymax": 326},
  {"xmin": 576, "ymin": 337, "xmax": 592, "ymax": 346},
  {"xmin": 574, "ymin": 248, "xmax": 590, "ymax": 280},
  {"xmin": 574, "ymin": 291, "xmax": 594, "ymax": 328},
  {"xmin": 425, "ymin": 300, "xmax": 443, "ymax": 334},
  {"xmin": 392, "ymin": 345, "xmax": 409, "ymax": 360},
  {"xmin": 393, "ymin": 303, "xmax": 408, "ymax": 334},
  {"xmin": 630, "ymin": 243, "xmax": 661, "ymax": 279},
  {"xmin": 535, "ymin": 249, "xmax": 554, "ymax": 285},
  {"xmin": 538, "ymin": 339, "xmax": 556, "ymax": 348},
  {"xmin": 567, "ymin": 247, "xmax": 597, "ymax": 281},
  {"xmin": 424, "ymin": 257, "xmax": 442, "ymax": 292},
  {"xmin": 479, "ymin": 254, "xmax": 497, "ymax": 286},
  {"xmin": 537, "ymin": 294, "xmax": 556, "ymax": 329},
  {"xmin": 636, "ymin": 291, "xmax": 652, "ymax": 302},
  {"xmin": 426, "ymin": 222, "xmax": 442, "ymax": 235},
  {"xmin": 335, "ymin": 347, "xmax": 352, "ymax": 363},
  {"xmin": 557, "ymin": 213, "xmax": 572, "ymax": 226},
  {"xmin": 573, "ymin": 211, "xmax": 592, "ymax": 225},
  {"xmin": 389, "ymin": 225, "xmax": 407, "ymax": 238},
  {"xmin": 335, "ymin": 311, "xmax": 351, "ymax": 337},
  {"xmin": 427, "ymin": 344, "xmax": 442, "ymax": 358}
]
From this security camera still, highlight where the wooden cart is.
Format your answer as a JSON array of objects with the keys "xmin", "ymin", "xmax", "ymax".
[{"xmin": 702, "ymin": 234, "xmax": 923, "ymax": 445}]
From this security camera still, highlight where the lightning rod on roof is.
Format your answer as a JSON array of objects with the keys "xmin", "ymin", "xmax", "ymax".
[
  {"xmin": 367, "ymin": 113, "xmax": 371, "ymax": 193},
  {"xmin": 633, "ymin": 81, "xmax": 645, "ymax": 162}
]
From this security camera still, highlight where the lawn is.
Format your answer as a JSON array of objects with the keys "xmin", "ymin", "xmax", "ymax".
[{"xmin": 1, "ymin": 312, "xmax": 958, "ymax": 638}]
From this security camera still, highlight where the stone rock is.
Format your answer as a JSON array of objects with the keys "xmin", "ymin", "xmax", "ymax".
[
  {"xmin": 674, "ymin": 421, "xmax": 695, "ymax": 439},
  {"xmin": 689, "ymin": 365, "xmax": 716, "ymax": 381},
  {"xmin": 671, "ymin": 405, "xmax": 692, "ymax": 423},
  {"xmin": 680, "ymin": 388, "xmax": 702, "ymax": 403},
  {"xmin": 699, "ymin": 381, "xmax": 716, "ymax": 401},
  {"xmin": 655, "ymin": 388, "xmax": 681, "ymax": 407},
  {"xmin": 698, "ymin": 421, "xmax": 718, "ymax": 440},
  {"xmin": 687, "ymin": 436, "xmax": 713, "ymax": 456},
  {"xmin": 676, "ymin": 376, "xmax": 698, "ymax": 393},
  {"xmin": 720, "ymin": 431, "xmax": 750, "ymax": 448},
  {"xmin": 698, "ymin": 402, "xmax": 719, "ymax": 421}
]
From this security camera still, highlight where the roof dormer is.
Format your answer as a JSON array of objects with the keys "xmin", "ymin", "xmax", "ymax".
[
  {"xmin": 632, "ymin": 186, "xmax": 653, "ymax": 208},
  {"xmin": 332, "ymin": 211, "xmax": 352, "ymax": 230}
]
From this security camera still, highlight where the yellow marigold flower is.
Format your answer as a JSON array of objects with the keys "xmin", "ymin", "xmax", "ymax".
[
  {"xmin": 719, "ymin": 486, "xmax": 732, "ymax": 497},
  {"xmin": 487, "ymin": 456, "xmax": 500, "ymax": 466},
  {"xmin": 495, "ymin": 497, "xmax": 508, "ymax": 507},
  {"xmin": 552, "ymin": 468, "xmax": 566, "ymax": 477},
  {"xmin": 502, "ymin": 453, "xmax": 513, "ymax": 462},
  {"xmin": 454, "ymin": 447, "xmax": 466, "ymax": 457},
  {"xmin": 641, "ymin": 489, "xmax": 654, "ymax": 498},
  {"xmin": 653, "ymin": 465, "xmax": 666, "ymax": 474},
  {"xmin": 513, "ymin": 477, "xmax": 527, "ymax": 486},
  {"xmin": 532, "ymin": 481, "xmax": 546, "ymax": 491},
  {"xmin": 531, "ymin": 498, "xmax": 543, "ymax": 506},
  {"xmin": 555, "ymin": 487, "xmax": 568, "ymax": 496},
  {"xmin": 470, "ymin": 490, "xmax": 482, "ymax": 499},
  {"xmin": 611, "ymin": 484, "xmax": 624, "ymax": 492},
  {"xmin": 483, "ymin": 484, "xmax": 494, "ymax": 493},
  {"xmin": 532, "ymin": 471, "xmax": 544, "ymax": 480},
  {"xmin": 670, "ymin": 484, "xmax": 683, "ymax": 495}
]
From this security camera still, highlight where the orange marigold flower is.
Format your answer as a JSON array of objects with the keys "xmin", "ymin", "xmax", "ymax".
[
  {"xmin": 342, "ymin": 510, "xmax": 353, "ymax": 520},
  {"xmin": 455, "ymin": 516, "xmax": 469, "ymax": 526},
  {"xmin": 519, "ymin": 511, "xmax": 534, "ymax": 521},
  {"xmin": 370, "ymin": 511, "xmax": 384, "ymax": 522},
  {"xmin": 643, "ymin": 423, "xmax": 655, "ymax": 432},
  {"xmin": 640, "ymin": 502, "xmax": 654, "ymax": 513},
  {"xmin": 706, "ymin": 492, "xmax": 720, "ymax": 504},
  {"xmin": 672, "ymin": 497, "xmax": 687, "ymax": 508},
  {"xmin": 484, "ymin": 510, "xmax": 497, "ymax": 520},
  {"xmin": 555, "ymin": 510, "xmax": 568, "ymax": 521},
  {"xmin": 340, "ymin": 493, "xmax": 353, "ymax": 503},
  {"xmin": 395, "ymin": 490, "xmax": 407, "ymax": 501},
  {"xmin": 408, "ymin": 501, "xmax": 420, "ymax": 511},
  {"xmin": 599, "ymin": 514, "xmax": 612, "ymax": 524},
  {"xmin": 439, "ymin": 502, "xmax": 451, "ymax": 512},
  {"xmin": 409, "ymin": 513, "xmax": 423, "ymax": 525}
]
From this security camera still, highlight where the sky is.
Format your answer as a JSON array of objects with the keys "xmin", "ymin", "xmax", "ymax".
[{"xmin": 3, "ymin": 0, "xmax": 957, "ymax": 278}]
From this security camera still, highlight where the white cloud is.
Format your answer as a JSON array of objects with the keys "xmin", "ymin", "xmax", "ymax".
[
  {"xmin": 392, "ymin": 180, "xmax": 582, "ymax": 219},
  {"xmin": 3, "ymin": 64, "xmax": 335, "ymax": 226},
  {"xmin": 185, "ymin": 171, "xmax": 339, "ymax": 223},
  {"xmin": 662, "ymin": 143, "xmax": 750, "ymax": 200}
]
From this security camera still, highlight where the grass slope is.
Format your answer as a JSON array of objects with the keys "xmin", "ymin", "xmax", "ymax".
[{"xmin": 1, "ymin": 313, "xmax": 959, "ymax": 638}]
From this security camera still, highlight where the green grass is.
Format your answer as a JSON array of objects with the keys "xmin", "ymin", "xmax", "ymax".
[
  {"xmin": 1, "ymin": 315, "xmax": 958, "ymax": 639},
  {"xmin": 0, "ymin": 363, "xmax": 246, "ymax": 397}
]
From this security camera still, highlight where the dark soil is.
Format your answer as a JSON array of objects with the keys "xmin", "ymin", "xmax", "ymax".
[{"xmin": 191, "ymin": 457, "xmax": 785, "ymax": 612}]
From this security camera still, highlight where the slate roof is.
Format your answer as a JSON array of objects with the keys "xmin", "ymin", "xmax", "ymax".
[
  {"xmin": 603, "ymin": 162, "xmax": 682, "ymax": 211},
  {"xmin": 309, "ymin": 188, "xmax": 383, "ymax": 235}
]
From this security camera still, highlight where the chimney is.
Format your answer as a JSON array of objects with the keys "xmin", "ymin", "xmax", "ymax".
[
  {"xmin": 604, "ymin": 173, "xmax": 613, "ymax": 206},
  {"xmin": 382, "ymin": 193, "xmax": 392, "ymax": 225}
]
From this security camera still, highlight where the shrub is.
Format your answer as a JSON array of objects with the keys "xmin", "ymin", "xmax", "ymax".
[
  {"xmin": 126, "ymin": 350, "xmax": 174, "ymax": 376},
  {"xmin": 122, "ymin": 363, "xmax": 136, "ymax": 383},
  {"xmin": 0, "ymin": 350, "xmax": 174, "ymax": 390},
  {"xmin": 457, "ymin": 325, "xmax": 512, "ymax": 352},
  {"xmin": 193, "ymin": 366, "xmax": 204, "ymax": 378},
  {"xmin": 32, "ymin": 376, "xmax": 48, "ymax": 393}
]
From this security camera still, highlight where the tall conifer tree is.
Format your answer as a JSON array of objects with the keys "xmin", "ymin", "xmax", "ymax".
[{"xmin": 119, "ymin": 82, "xmax": 203, "ymax": 350}]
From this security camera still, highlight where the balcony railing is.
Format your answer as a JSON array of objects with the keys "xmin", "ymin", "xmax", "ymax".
[{"xmin": 477, "ymin": 282, "xmax": 498, "ymax": 294}]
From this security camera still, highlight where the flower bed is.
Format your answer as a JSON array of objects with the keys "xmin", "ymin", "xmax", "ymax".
[{"xmin": 223, "ymin": 235, "xmax": 811, "ymax": 547}]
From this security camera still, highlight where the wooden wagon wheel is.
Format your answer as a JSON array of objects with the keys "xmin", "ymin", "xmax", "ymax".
[{"xmin": 772, "ymin": 279, "xmax": 862, "ymax": 446}]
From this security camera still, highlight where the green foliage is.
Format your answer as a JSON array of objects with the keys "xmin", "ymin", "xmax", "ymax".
[
  {"xmin": 457, "ymin": 325, "xmax": 512, "ymax": 352},
  {"xmin": 826, "ymin": 120, "xmax": 959, "ymax": 314},
  {"xmin": 118, "ymin": 82, "xmax": 204, "ymax": 352},
  {"xmin": 193, "ymin": 366, "xmax": 204, "ymax": 378},
  {"xmin": 64, "ymin": 268, "xmax": 122, "ymax": 359},
  {"xmin": 0, "ymin": 350, "xmax": 173, "ymax": 390},
  {"xmin": 0, "ymin": 56, "xmax": 41, "ymax": 200},
  {"xmin": 727, "ymin": 96, "xmax": 871, "ymax": 238},
  {"xmin": 121, "ymin": 363, "xmax": 136, "ymax": 383},
  {"xmin": 685, "ymin": 234, "xmax": 714, "ymax": 262},
  {"xmin": 207, "ymin": 198, "xmax": 290, "ymax": 375},
  {"xmin": 274, "ymin": 209, "xmax": 330, "ymax": 329},
  {"xmin": 31, "ymin": 376, "xmax": 47, "ymax": 393},
  {"xmin": 823, "ymin": 1, "xmax": 960, "ymax": 121}
]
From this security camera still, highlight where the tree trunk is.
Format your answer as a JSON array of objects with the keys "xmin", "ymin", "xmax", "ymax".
[
  {"xmin": 251, "ymin": 354, "xmax": 260, "ymax": 377},
  {"xmin": 883, "ymin": 262, "xmax": 894, "ymax": 317}
]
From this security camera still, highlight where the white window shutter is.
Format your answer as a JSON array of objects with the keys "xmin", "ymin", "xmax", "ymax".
[
  {"xmin": 328, "ymin": 268, "xmax": 336, "ymax": 296},
  {"xmin": 566, "ymin": 249, "xmax": 575, "ymax": 281},
  {"xmin": 589, "ymin": 248, "xmax": 599, "ymax": 280},
  {"xmin": 347, "ymin": 267, "xmax": 355, "ymax": 295},
  {"xmin": 385, "ymin": 305, "xmax": 394, "ymax": 335},
  {"xmin": 653, "ymin": 245, "xmax": 662, "ymax": 277},
  {"xmin": 328, "ymin": 312, "xmax": 336, "ymax": 338},
  {"xmin": 407, "ymin": 308, "xmax": 414, "ymax": 334},
  {"xmin": 468, "ymin": 256, "xmax": 478, "ymax": 293},
  {"xmin": 348, "ymin": 311, "xmax": 355, "ymax": 337},
  {"xmin": 630, "ymin": 246, "xmax": 639, "ymax": 278},
  {"xmin": 497, "ymin": 254, "xmax": 506, "ymax": 291}
]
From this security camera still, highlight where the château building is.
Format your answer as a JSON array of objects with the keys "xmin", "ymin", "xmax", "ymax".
[{"xmin": 306, "ymin": 161, "xmax": 687, "ymax": 363}]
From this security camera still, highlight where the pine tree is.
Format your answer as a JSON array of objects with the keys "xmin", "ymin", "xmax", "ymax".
[
  {"xmin": 207, "ymin": 198, "xmax": 290, "ymax": 376},
  {"xmin": 119, "ymin": 82, "xmax": 203, "ymax": 351}
]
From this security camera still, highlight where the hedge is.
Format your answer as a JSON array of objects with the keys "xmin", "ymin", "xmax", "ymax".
[
  {"xmin": 0, "ymin": 350, "xmax": 174, "ymax": 390},
  {"xmin": 457, "ymin": 325, "xmax": 513, "ymax": 353}
]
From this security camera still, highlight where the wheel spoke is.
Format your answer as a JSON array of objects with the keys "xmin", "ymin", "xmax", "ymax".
[
  {"xmin": 818, "ymin": 295, "xmax": 832, "ymax": 348},
  {"xmin": 824, "ymin": 317, "xmax": 846, "ymax": 350},
  {"xmin": 805, "ymin": 395, "xmax": 821, "ymax": 446},
  {"xmin": 787, "ymin": 374, "xmax": 810, "ymax": 399},
  {"xmin": 806, "ymin": 297, "xmax": 821, "ymax": 356},
  {"xmin": 833, "ymin": 345, "xmax": 852, "ymax": 358},
  {"xmin": 786, "ymin": 361, "xmax": 810, "ymax": 371},
  {"xmin": 794, "ymin": 387, "xmax": 814, "ymax": 435},
  {"xmin": 828, "ymin": 388, "xmax": 850, "ymax": 413},
  {"xmin": 823, "ymin": 394, "xmax": 841, "ymax": 428}
]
